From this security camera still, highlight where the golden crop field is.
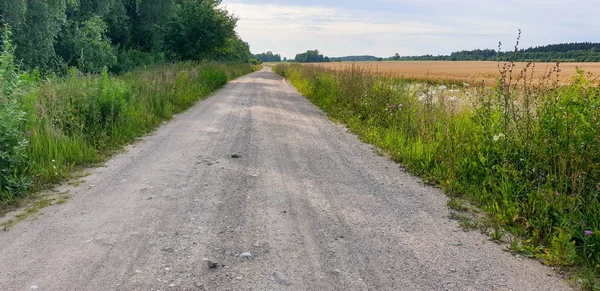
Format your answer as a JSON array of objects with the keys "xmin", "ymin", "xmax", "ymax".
[{"xmin": 314, "ymin": 61, "xmax": 600, "ymax": 86}]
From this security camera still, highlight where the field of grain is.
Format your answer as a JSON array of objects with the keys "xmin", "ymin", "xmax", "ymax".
[{"xmin": 315, "ymin": 61, "xmax": 600, "ymax": 86}]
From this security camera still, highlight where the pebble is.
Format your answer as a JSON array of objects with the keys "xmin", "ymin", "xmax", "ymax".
[
  {"xmin": 231, "ymin": 154, "xmax": 241, "ymax": 158},
  {"xmin": 205, "ymin": 259, "xmax": 218, "ymax": 269},
  {"xmin": 271, "ymin": 271, "xmax": 291, "ymax": 285},
  {"xmin": 239, "ymin": 252, "xmax": 252, "ymax": 259},
  {"xmin": 31, "ymin": 286, "xmax": 38, "ymax": 289}
]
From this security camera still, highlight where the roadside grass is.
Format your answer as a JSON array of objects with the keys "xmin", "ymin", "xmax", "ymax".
[
  {"xmin": 1, "ymin": 34, "xmax": 255, "ymax": 211},
  {"xmin": 0, "ymin": 191, "xmax": 71, "ymax": 230},
  {"xmin": 274, "ymin": 61, "xmax": 600, "ymax": 288}
]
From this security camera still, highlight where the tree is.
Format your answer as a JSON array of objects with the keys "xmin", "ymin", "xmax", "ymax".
[
  {"xmin": 164, "ymin": 0, "xmax": 236, "ymax": 61},
  {"xmin": 254, "ymin": 51, "xmax": 281, "ymax": 62},
  {"xmin": 0, "ymin": 0, "xmax": 70, "ymax": 72},
  {"xmin": 73, "ymin": 16, "xmax": 117, "ymax": 73},
  {"xmin": 1, "ymin": 0, "xmax": 253, "ymax": 74},
  {"xmin": 294, "ymin": 49, "xmax": 328, "ymax": 63},
  {"xmin": 213, "ymin": 34, "xmax": 253, "ymax": 62}
]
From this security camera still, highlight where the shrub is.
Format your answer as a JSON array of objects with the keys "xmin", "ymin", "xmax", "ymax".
[{"xmin": 0, "ymin": 26, "xmax": 30, "ymax": 201}]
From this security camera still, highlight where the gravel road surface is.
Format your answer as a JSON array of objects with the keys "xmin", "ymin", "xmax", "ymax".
[{"xmin": 0, "ymin": 67, "xmax": 571, "ymax": 290}]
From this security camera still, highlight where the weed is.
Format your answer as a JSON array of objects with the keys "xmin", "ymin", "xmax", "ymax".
[{"xmin": 447, "ymin": 197, "xmax": 470, "ymax": 212}]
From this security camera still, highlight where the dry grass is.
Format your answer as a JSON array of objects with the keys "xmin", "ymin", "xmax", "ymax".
[{"xmin": 314, "ymin": 61, "xmax": 600, "ymax": 86}]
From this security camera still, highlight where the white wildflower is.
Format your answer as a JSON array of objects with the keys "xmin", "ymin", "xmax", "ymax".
[
  {"xmin": 449, "ymin": 96, "xmax": 458, "ymax": 102},
  {"xmin": 438, "ymin": 85, "xmax": 447, "ymax": 90},
  {"xmin": 448, "ymin": 89, "xmax": 459, "ymax": 93},
  {"xmin": 493, "ymin": 133, "xmax": 505, "ymax": 141},
  {"xmin": 462, "ymin": 82, "xmax": 470, "ymax": 87}
]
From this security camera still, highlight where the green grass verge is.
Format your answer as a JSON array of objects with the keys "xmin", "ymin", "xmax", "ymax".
[{"xmin": 1, "ymin": 61, "xmax": 255, "ymax": 209}]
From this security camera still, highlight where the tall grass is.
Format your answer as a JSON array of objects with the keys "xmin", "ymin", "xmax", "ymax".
[
  {"xmin": 1, "ymin": 29, "xmax": 255, "ymax": 206},
  {"xmin": 275, "ymin": 62, "xmax": 600, "ymax": 287}
]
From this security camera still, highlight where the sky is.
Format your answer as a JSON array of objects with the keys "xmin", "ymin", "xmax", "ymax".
[{"xmin": 220, "ymin": 0, "xmax": 599, "ymax": 59}]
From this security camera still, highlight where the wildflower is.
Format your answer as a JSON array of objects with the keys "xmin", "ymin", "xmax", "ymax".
[
  {"xmin": 492, "ymin": 133, "xmax": 505, "ymax": 141},
  {"xmin": 448, "ymin": 89, "xmax": 459, "ymax": 93},
  {"xmin": 52, "ymin": 159, "xmax": 56, "ymax": 163},
  {"xmin": 427, "ymin": 90, "xmax": 436, "ymax": 95},
  {"xmin": 554, "ymin": 192, "xmax": 560, "ymax": 197},
  {"xmin": 449, "ymin": 96, "xmax": 458, "ymax": 102},
  {"xmin": 465, "ymin": 92, "xmax": 471, "ymax": 96},
  {"xmin": 462, "ymin": 82, "xmax": 470, "ymax": 87},
  {"xmin": 438, "ymin": 85, "xmax": 447, "ymax": 90},
  {"xmin": 585, "ymin": 230, "xmax": 592, "ymax": 236},
  {"xmin": 581, "ymin": 220, "xmax": 586, "ymax": 226}
]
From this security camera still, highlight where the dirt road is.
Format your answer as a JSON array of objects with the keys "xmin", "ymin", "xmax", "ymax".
[{"xmin": 0, "ymin": 68, "xmax": 570, "ymax": 290}]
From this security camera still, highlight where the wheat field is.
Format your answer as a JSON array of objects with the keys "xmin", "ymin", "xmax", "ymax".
[{"xmin": 314, "ymin": 61, "xmax": 600, "ymax": 86}]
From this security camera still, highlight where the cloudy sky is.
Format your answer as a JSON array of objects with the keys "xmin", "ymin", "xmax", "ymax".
[{"xmin": 220, "ymin": 0, "xmax": 598, "ymax": 59}]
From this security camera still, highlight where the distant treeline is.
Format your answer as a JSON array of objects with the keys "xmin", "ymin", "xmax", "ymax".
[
  {"xmin": 329, "ymin": 55, "xmax": 380, "ymax": 62},
  {"xmin": 254, "ymin": 51, "xmax": 282, "ymax": 62},
  {"xmin": 390, "ymin": 42, "xmax": 600, "ymax": 62}
]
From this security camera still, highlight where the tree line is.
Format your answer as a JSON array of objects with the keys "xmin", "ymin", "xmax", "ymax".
[
  {"xmin": 295, "ymin": 50, "xmax": 330, "ymax": 63},
  {"xmin": 389, "ymin": 43, "xmax": 600, "ymax": 62},
  {"xmin": 0, "ymin": 0, "xmax": 256, "ymax": 74},
  {"xmin": 254, "ymin": 51, "xmax": 282, "ymax": 62}
]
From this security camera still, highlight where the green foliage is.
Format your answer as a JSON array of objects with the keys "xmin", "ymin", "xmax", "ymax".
[
  {"xmin": 73, "ymin": 16, "xmax": 117, "ymax": 73},
  {"xmin": 112, "ymin": 49, "xmax": 165, "ymax": 74},
  {"xmin": 275, "ymin": 62, "xmax": 600, "ymax": 284},
  {"xmin": 212, "ymin": 35, "xmax": 254, "ymax": 63},
  {"xmin": 0, "ymin": 0, "xmax": 69, "ymax": 73},
  {"xmin": 388, "ymin": 42, "xmax": 600, "ymax": 62},
  {"xmin": 1, "ymin": 0, "xmax": 253, "ymax": 74},
  {"xmin": 295, "ymin": 49, "xmax": 330, "ymax": 63},
  {"xmin": 254, "ymin": 51, "xmax": 281, "ymax": 62},
  {"xmin": 329, "ymin": 55, "xmax": 379, "ymax": 62},
  {"xmin": 164, "ymin": 0, "xmax": 236, "ymax": 61},
  {"xmin": 0, "ymin": 26, "xmax": 30, "ymax": 200}
]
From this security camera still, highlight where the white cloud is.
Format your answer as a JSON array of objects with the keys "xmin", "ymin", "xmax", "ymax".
[{"xmin": 222, "ymin": 0, "xmax": 599, "ymax": 58}]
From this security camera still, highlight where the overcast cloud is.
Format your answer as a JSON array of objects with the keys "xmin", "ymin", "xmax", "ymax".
[{"xmin": 221, "ymin": 0, "xmax": 599, "ymax": 58}]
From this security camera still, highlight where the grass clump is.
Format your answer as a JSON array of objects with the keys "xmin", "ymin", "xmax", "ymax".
[{"xmin": 274, "ymin": 56, "xmax": 600, "ymax": 285}]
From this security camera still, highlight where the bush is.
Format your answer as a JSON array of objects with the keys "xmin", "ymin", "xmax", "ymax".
[
  {"xmin": 112, "ymin": 50, "xmax": 165, "ymax": 74},
  {"xmin": 0, "ymin": 26, "xmax": 30, "ymax": 201}
]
